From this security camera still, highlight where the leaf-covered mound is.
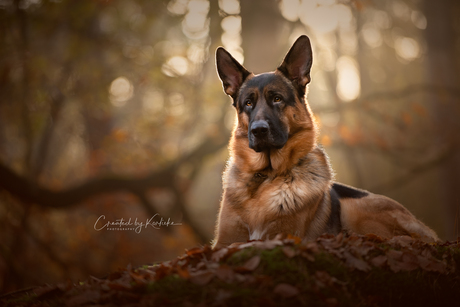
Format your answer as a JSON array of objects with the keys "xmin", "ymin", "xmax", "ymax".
[{"xmin": 3, "ymin": 233, "xmax": 460, "ymax": 306}]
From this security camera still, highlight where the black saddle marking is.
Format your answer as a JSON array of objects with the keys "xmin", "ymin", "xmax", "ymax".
[
  {"xmin": 332, "ymin": 182, "xmax": 368, "ymax": 199},
  {"xmin": 327, "ymin": 187, "xmax": 342, "ymax": 234}
]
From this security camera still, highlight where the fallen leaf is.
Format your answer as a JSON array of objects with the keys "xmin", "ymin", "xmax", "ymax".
[
  {"xmin": 319, "ymin": 236, "xmax": 342, "ymax": 250},
  {"xmin": 387, "ymin": 249, "xmax": 417, "ymax": 273},
  {"xmin": 343, "ymin": 251, "xmax": 371, "ymax": 272},
  {"xmin": 186, "ymin": 247, "xmax": 204, "ymax": 257},
  {"xmin": 66, "ymin": 290, "xmax": 101, "ymax": 307},
  {"xmin": 273, "ymin": 283, "xmax": 299, "ymax": 298},
  {"xmin": 365, "ymin": 233, "xmax": 385, "ymax": 243},
  {"xmin": 302, "ymin": 241, "xmax": 319, "ymax": 254},
  {"xmin": 389, "ymin": 236, "xmax": 415, "ymax": 248},
  {"xmin": 235, "ymin": 255, "xmax": 261, "ymax": 273},
  {"xmin": 301, "ymin": 251, "xmax": 315, "ymax": 262},
  {"xmin": 315, "ymin": 270, "xmax": 331, "ymax": 281},
  {"xmin": 352, "ymin": 241, "xmax": 375, "ymax": 256},
  {"xmin": 254, "ymin": 240, "xmax": 283, "ymax": 250},
  {"xmin": 215, "ymin": 265, "xmax": 235, "ymax": 282},
  {"xmin": 282, "ymin": 246, "xmax": 296, "ymax": 258},
  {"xmin": 420, "ymin": 258, "xmax": 447, "ymax": 273},
  {"xmin": 370, "ymin": 255, "xmax": 387, "ymax": 267},
  {"xmin": 176, "ymin": 266, "xmax": 190, "ymax": 279},
  {"xmin": 153, "ymin": 264, "xmax": 172, "ymax": 280},
  {"xmin": 386, "ymin": 249, "xmax": 403, "ymax": 260},
  {"xmin": 211, "ymin": 248, "xmax": 229, "ymax": 262},
  {"xmin": 285, "ymin": 234, "xmax": 302, "ymax": 244},
  {"xmin": 400, "ymin": 252, "xmax": 419, "ymax": 271},
  {"xmin": 189, "ymin": 270, "xmax": 214, "ymax": 286}
]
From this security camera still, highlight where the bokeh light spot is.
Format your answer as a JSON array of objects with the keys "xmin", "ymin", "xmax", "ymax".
[{"xmin": 109, "ymin": 77, "xmax": 134, "ymax": 107}]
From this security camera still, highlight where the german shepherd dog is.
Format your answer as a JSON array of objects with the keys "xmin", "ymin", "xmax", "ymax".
[{"xmin": 212, "ymin": 35, "xmax": 438, "ymax": 249}]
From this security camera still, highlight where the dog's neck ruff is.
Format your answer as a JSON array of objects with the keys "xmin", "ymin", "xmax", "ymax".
[
  {"xmin": 224, "ymin": 146, "xmax": 333, "ymax": 211},
  {"xmin": 222, "ymin": 146, "xmax": 333, "ymax": 240}
]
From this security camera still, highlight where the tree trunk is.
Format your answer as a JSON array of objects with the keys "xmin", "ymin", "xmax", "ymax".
[
  {"xmin": 240, "ymin": 0, "xmax": 288, "ymax": 73},
  {"xmin": 423, "ymin": 0, "xmax": 460, "ymax": 240}
]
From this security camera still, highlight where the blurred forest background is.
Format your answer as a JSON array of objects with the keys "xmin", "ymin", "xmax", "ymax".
[{"xmin": 0, "ymin": 0, "xmax": 459, "ymax": 293}]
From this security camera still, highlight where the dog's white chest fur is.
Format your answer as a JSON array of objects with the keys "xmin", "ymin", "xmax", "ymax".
[
  {"xmin": 266, "ymin": 179, "xmax": 308, "ymax": 214},
  {"xmin": 248, "ymin": 228, "xmax": 268, "ymax": 240}
]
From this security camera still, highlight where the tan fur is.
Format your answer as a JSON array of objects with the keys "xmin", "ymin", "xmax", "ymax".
[
  {"xmin": 340, "ymin": 195, "xmax": 439, "ymax": 242},
  {"xmin": 213, "ymin": 37, "xmax": 438, "ymax": 248},
  {"xmin": 213, "ymin": 92, "xmax": 336, "ymax": 248},
  {"xmin": 213, "ymin": 92, "xmax": 439, "ymax": 248}
]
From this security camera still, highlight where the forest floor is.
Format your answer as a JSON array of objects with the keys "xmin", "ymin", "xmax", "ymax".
[{"xmin": 2, "ymin": 233, "xmax": 460, "ymax": 306}]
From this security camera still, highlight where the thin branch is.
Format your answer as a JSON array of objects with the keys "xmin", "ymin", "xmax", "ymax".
[
  {"xmin": 171, "ymin": 184, "xmax": 210, "ymax": 243},
  {"xmin": 313, "ymin": 84, "xmax": 460, "ymax": 114},
  {"xmin": 0, "ymin": 133, "xmax": 228, "ymax": 209},
  {"xmin": 371, "ymin": 146, "xmax": 455, "ymax": 194},
  {"xmin": 134, "ymin": 191, "xmax": 172, "ymax": 234},
  {"xmin": 14, "ymin": 0, "xmax": 33, "ymax": 176}
]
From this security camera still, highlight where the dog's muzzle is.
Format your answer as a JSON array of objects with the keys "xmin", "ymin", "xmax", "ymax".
[
  {"xmin": 251, "ymin": 120, "xmax": 269, "ymax": 138},
  {"xmin": 249, "ymin": 120, "xmax": 286, "ymax": 152}
]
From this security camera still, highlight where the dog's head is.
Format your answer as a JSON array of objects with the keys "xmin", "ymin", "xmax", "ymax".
[{"xmin": 216, "ymin": 35, "xmax": 314, "ymax": 153}]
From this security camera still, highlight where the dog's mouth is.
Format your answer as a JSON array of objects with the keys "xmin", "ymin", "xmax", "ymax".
[{"xmin": 248, "ymin": 120, "xmax": 288, "ymax": 152}]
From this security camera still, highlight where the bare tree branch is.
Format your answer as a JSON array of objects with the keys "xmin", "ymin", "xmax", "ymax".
[
  {"xmin": 0, "ymin": 134, "xmax": 228, "ymax": 208},
  {"xmin": 371, "ymin": 146, "xmax": 455, "ymax": 194},
  {"xmin": 314, "ymin": 84, "xmax": 460, "ymax": 114}
]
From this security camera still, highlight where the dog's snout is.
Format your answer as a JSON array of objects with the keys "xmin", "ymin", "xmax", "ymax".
[{"xmin": 251, "ymin": 121, "xmax": 269, "ymax": 137}]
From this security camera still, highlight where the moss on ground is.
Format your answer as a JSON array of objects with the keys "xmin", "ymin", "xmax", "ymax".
[{"xmin": 3, "ymin": 235, "xmax": 460, "ymax": 306}]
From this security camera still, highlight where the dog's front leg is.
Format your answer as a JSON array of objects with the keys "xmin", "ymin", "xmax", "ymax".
[{"xmin": 212, "ymin": 202, "xmax": 249, "ymax": 249}]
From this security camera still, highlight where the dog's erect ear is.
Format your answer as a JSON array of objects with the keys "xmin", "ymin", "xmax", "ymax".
[
  {"xmin": 216, "ymin": 47, "xmax": 251, "ymax": 100},
  {"xmin": 277, "ymin": 35, "xmax": 313, "ymax": 89}
]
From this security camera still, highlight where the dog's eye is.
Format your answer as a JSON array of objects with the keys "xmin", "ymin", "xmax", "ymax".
[
  {"xmin": 245, "ymin": 100, "xmax": 253, "ymax": 107},
  {"xmin": 273, "ymin": 96, "xmax": 282, "ymax": 103}
]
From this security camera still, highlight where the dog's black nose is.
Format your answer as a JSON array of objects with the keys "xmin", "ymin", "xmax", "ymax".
[{"xmin": 251, "ymin": 121, "xmax": 269, "ymax": 137}]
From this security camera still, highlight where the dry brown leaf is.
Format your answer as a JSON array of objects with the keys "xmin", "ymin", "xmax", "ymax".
[
  {"xmin": 319, "ymin": 236, "xmax": 342, "ymax": 250},
  {"xmin": 386, "ymin": 249, "xmax": 403, "ymax": 260},
  {"xmin": 285, "ymin": 234, "xmax": 302, "ymax": 244},
  {"xmin": 365, "ymin": 233, "xmax": 385, "ymax": 243},
  {"xmin": 153, "ymin": 264, "xmax": 172, "ymax": 280},
  {"xmin": 273, "ymin": 283, "xmax": 299, "ymax": 298},
  {"xmin": 186, "ymin": 247, "xmax": 204, "ymax": 257},
  {"xmin": 315, "ymin": 270, "xmax": 331, "ymax": 281},
  {"xmin": 303, "ymin": 241, "xmax": 319, "ymax": 254},
  {"xmin": 66, "ymin": 290, "xmax": 101, "ymax": 307},
  {"xmin": 421, "ymin": 259, "xmax": 447, "ymax": 273},
  {"xmin": 236, "ymin": 255, "xmax": 261, "ymax": 273},
  {"xmin": 343, "ymin": 251, "xmax": 371, "ymax": 272},
  {"xmin": 400, "ymin": 252, "xmax": 420, "ymax": 271},
  {"xmin": 301, "ymin": 251, "xmax": 315, "ymax": 262},
  {"xmin": 215, "ymin": 265, "xmax": 235, "ymax": 282},
  {"xmin": 387, "ymin": 250, "xmax": 419, "ymax": 273},
  {"xmin": 211, "ymin": 247, "xmax": 229, "ymax": 262},
  {"xmin": 282, "ymin": 246, "xmax": 296, "ymax": 258},
  {"xmin": 314, "ymin": 270, "xmax": 344, "ymax": 288},
  {"xmin": 189, "ymin": 270, "xmax": 214, "ymax": 286},
  {"xmin": 176, "ymin": 266, "xmax": 190, "ymax": 279},
  {"xmin": 253, "ymin": 240, "xmax": 284, "ymax": 250},
  {"xmin": 370, "ymin": 255, "xmax": 387, "ymax": 267},
  {"xmin": 389, "ymin": 236, "xmax": 415, "ymax": 247},
  {"xmin": 352, "ymin": 241, "xmax": 375, "ymax": 256}
]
